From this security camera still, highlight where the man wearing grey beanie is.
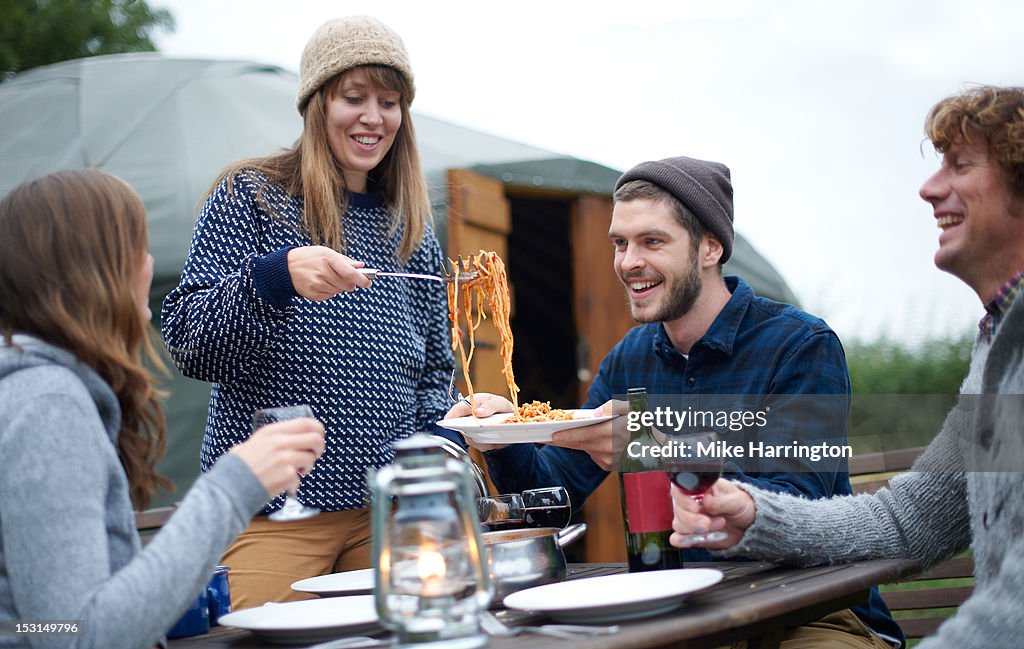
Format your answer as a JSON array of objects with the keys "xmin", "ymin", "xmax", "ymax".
[{"xmin": 453, "ymin": 155, "xmax": 902, "ymax": 647}]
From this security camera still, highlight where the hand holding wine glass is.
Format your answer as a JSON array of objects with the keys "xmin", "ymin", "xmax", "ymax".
[
  {"xmin": 670, "ymin": 476, "xmax": 756, "ymax": 549},
  {"xmin": 665, "ymin": 430, "xmax": 728, "ymax": 544},
  {"xmin": 250, "ymin": 405, "xmax": 323, "ymax": 521},
  {"xmin": 231, "ymin": 412, "xmax": 325, "ymax": 494}
]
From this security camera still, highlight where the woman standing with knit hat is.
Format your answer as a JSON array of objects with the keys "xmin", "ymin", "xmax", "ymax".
[{"xmin": 162, "ymin": 16, "xmax": 454, "ymax": 608}]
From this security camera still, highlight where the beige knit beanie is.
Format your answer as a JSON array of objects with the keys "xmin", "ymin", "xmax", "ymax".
[{"xmin": 296, "ymin": 15, "xmax": 415, "ymax": 113}]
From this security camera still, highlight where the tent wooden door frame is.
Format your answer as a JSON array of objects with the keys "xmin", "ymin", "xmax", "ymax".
[{"xmin": 446, "ymin": 168, "xmax": 633, "ymax": 562}]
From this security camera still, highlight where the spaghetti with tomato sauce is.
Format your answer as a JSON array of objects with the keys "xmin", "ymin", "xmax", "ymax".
[
  {"xmin": 447, "ymin": 251, "xmax": 571, "ymax": 423},
  {"xmin": 502, "ymin": 400, "xmax": 574, "ymax": 423}
]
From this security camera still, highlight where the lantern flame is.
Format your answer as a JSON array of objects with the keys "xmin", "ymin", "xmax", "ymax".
[{"xmin": 417, "ymin": 550, "xmax": 447, "ymax": 582}]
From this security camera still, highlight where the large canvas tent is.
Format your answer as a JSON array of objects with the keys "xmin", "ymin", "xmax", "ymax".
[{"xmin": 0, "ymin": 54, "xmax": 799, "ymax": 505}]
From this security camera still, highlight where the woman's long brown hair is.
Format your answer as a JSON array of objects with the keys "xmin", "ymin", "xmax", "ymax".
[
  {"xmin": 0, "ymin": 169, "xmax": 170, "ymax": 509},
  {"xmin": 207, "ymin": 64, "xmax": 431, "ymax": 263}
]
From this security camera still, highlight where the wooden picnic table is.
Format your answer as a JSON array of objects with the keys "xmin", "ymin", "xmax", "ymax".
[{"xmin": 169, "ymin": 559, "xmax": 919, "ymax": 649}]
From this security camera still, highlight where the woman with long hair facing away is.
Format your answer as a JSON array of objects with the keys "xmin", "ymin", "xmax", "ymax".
[
  {"xmin": 161, "ymin": 15, "xmax": 455, "ymax": 608},
  {"xmin": 0, "ymin": 169, "xmax": 325, "ymax": 648}
]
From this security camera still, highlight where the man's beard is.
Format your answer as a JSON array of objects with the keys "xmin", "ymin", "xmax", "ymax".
[{"xmin": 629, "ymin": 256, "xmax": 703, "ymax": 323}]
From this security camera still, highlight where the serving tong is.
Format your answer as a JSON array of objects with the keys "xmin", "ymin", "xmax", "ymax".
[
  {"xmin": 441, "ymin": 255, "xmax": 482, "ymax": 285},
  {"xmin": 357, "ymin": 268, "xmax": 445, "ymax": 283},
  {"xmin": 357, "ymin": 256, "xmax": 480, "ymax": 284}
]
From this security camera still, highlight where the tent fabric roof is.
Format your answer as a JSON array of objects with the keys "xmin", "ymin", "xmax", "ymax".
[
  {"xmin": 0, "ymin": 54, "xmax": 305, "ymax": 281},
  {"xmin": 473, "ymin": 157, "xmax": 619, "ymax": 195}
]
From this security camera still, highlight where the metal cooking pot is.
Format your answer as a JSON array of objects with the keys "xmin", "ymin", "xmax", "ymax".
[{"xmin": 482, "ymin": 523, "xmax": 587, "ymax": 603}]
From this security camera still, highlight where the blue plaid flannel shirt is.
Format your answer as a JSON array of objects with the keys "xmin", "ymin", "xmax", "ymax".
[{"xmin": 483, "ymin": 275, "xmax": 904, "ymax": 645}]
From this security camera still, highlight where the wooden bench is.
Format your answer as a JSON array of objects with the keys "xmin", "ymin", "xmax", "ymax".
[
  {"xmin": 849, "ymin": 448, "xmax": 973, "ymax": 643},
  {"xmin": 135, "ymin": 504, "xmax": 177, "ymax": 546}
]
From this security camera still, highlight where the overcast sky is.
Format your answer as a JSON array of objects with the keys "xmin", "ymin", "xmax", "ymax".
[{"xmin": 153, "ymin": 0, "xmax": 1024, "ymax": 345}]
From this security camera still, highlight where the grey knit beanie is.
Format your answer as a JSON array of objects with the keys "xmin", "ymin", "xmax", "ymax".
[
  {"xmin": 296, "ymin": 15, "xmax": 415, "ymax": 113},
  {"xmin": 615, "ymin": 156, "xmax": 735, "ymax": 263}
]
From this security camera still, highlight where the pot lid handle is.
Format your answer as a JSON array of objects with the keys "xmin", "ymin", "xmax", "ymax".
[{"xmin": 555, "ymin": 522, "xmax": 587, "ymax": 548}]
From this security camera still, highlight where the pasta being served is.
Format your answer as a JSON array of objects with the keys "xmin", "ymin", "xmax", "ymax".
[
  {"xmin": 504, "ymin": 400, "xmax": 574, "ymax": 423},
  {"xmin": 447, "ymin": 251, "xmax": 518, "ymax": 411},
  {"xmin": 447, "ymin": 251, "xmax": 574, "ymax": 423}
]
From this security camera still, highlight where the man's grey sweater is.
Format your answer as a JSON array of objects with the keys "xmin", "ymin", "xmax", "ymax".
[
  {"xmin": 728, "ymin": 294, "xmax": 1024, "ymax": 649},
  {"xmin": 0, "ymin": 335, "xmax": 269, "ymax": 649}
]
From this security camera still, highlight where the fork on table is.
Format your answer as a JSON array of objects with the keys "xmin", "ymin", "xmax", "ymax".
[{"xmin": 478, "ymin": 609, "xmax": 620, "ymax": 639}]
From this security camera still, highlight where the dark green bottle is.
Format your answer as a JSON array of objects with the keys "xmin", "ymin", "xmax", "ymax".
[{"xmin": 618, "ymin": 387, "xmax": 682, "ymax": 571}]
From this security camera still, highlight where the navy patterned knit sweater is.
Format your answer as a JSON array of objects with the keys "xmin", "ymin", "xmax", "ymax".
[{"xmin": 161, "ymin": 170, "xmax": 454, "ymax": 512}]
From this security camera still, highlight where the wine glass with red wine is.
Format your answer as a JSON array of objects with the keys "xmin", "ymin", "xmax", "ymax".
[
  {"xmin": 477, "ymin": 493, "xmax": 525, "ymax": 531},
  {"xmin": 522, "ymin": 486, "xmax": 572, "ymax": 529},
  {"xmin": 665, "ymin": 430, "xmax": 728, "ymax": 543}
]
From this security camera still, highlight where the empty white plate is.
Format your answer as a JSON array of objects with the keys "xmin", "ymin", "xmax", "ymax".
[
  {"xmin": 503, "ymin": 568, "xmax": 723, "ymax": 623},
  {"xmin": 292, "ymin": 568, "xmax": 375, "ymax": 597},
  {"xmin": 217, "ymin": 594, "xmax": 379, "ymax": 644}
]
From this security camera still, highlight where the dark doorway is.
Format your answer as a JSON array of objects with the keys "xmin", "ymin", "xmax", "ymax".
[
  {"xmin": 506, "ymin": 196, "xmax": 578, "ymax": 409},
  {"xmin": 507, "ymin": 195, "xmax": 587, "ymax": 561}
]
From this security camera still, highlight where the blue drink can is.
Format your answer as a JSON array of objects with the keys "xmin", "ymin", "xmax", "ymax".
[
  {"xmin": 206, "ymin": 566, "xmax": 231, "ymax": 626},
  {"xmin": 167, "ymin": 591, "xmax": 209, "ymax": 638}
]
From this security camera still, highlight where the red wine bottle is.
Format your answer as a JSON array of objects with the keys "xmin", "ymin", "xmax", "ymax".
[{"xmin": 618, "ymin": 387, "xmax": 682, "ymax": 572}]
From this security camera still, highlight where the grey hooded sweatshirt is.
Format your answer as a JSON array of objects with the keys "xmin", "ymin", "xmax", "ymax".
[{"xmin": 0, "ymin": 335, "xmax": 268, "ymax": 649}]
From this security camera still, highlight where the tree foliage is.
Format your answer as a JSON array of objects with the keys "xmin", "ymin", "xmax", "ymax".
[
  {"xmin": 846, "ymin": 332, "xmax": 974, "ymax": 395},
  {"xmin": 845, "ymin": 332, "xmax": 974, "ymax": 452},
  {"xmin": 0, "ymin": 0, "xmax": 175, "ymax": 82}
]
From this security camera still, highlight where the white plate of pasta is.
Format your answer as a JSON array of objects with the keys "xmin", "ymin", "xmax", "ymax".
[{"xmin": 437, "ymin": 406, "xmax": 613, "ymax": 444}]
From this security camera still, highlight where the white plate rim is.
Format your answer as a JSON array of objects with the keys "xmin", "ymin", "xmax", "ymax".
[
  {"xmin": 436, "ymin": 409, "xmax": 613, "ymax": 443},
  {"xmin": 502, "ymin": 568, "xmax": 722, "ymax": 621},
  {"xmin": 291, "ymin": 568, "xmax": 375, "ymax": 596},
  {"xmin": 217, "ymin": 594, "xmax": 379, "ymax": 638}
]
